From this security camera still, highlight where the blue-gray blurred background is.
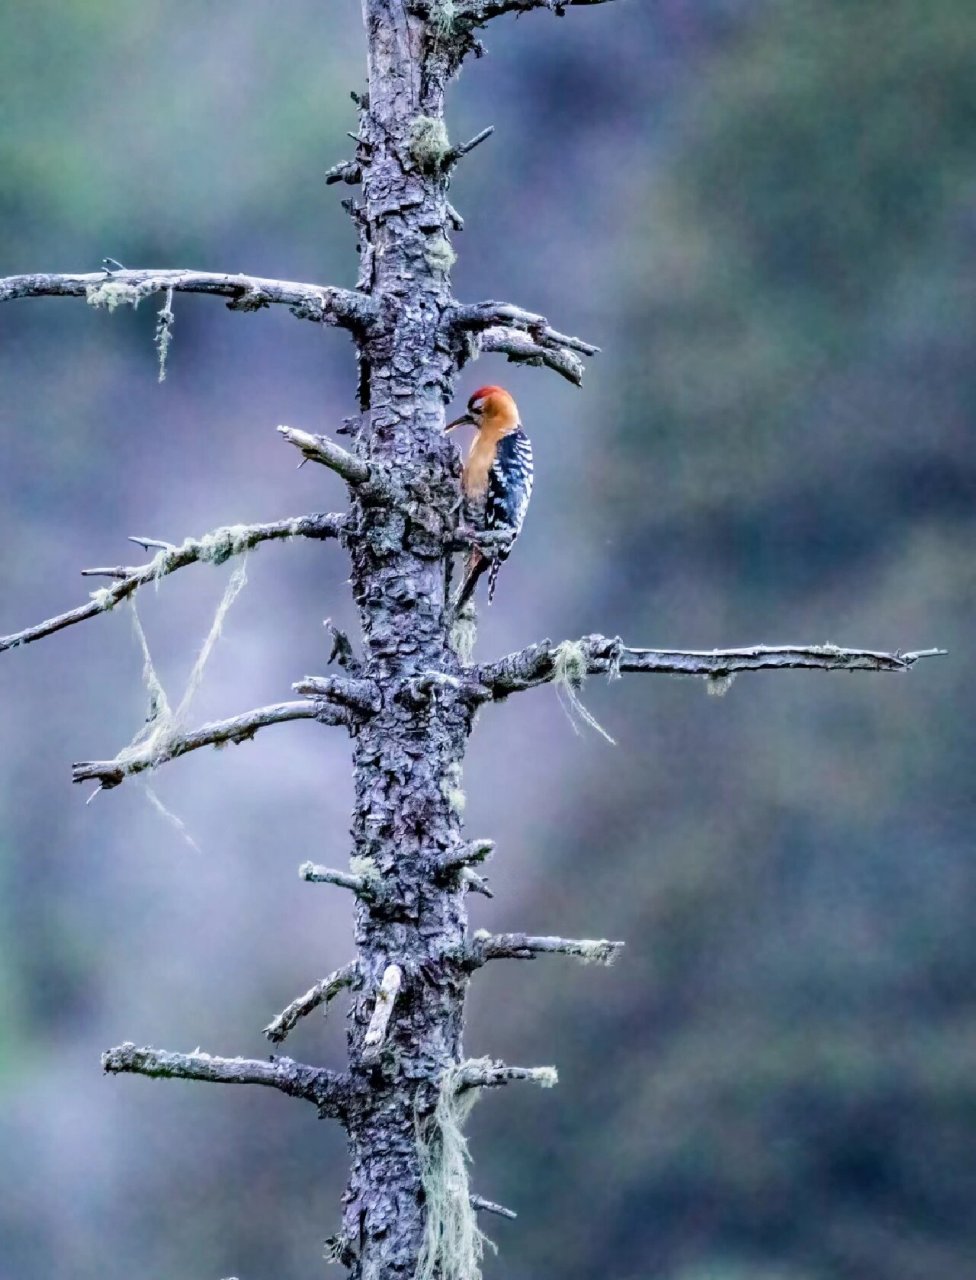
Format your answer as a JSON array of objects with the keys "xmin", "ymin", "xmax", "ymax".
[{"xmin": 1, "ymin": 2, "xmax": 973, "ymax": 1278}]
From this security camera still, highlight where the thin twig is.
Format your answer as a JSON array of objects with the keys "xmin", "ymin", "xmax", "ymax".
[
  {"xmin": 447, "ymin": 125, "xmax": 495, "ymax": 165},
  {"xmin": 0, "ymin": 514, "xmax": 345, "ymax": 655},
  {"xmin": 264, "ymin": 961, "xmax": 359, "ymax": 1044},
  {"xmin": 470, "ymin": 1195, "xmax": 517, "ymax": 1221},
  {"xmin": 102, "ymin": 1042, "xmax": 348, "ymax": 1117},
  {"xmin": 277, "ymin": 426, "xmax": 371, "ymax": 485}
]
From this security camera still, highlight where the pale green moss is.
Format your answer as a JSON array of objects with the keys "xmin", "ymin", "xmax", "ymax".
[
  {"xmin": 552, "ymin": 640, "xmax": 616, "ymax": 745},
  {"xmin": 450, "ymin": 604, "xmax": 477, "ymax": 665},
  {"xmin": 415, "ymin": 1061, "xmax": 495, "ymax": 1280},
  {"xmin": 442, "ymin": 762, "xmax": 466, "ymax": 815},
  {"xmin": 410, "ymin": 115, "xmax": 451, "ymax": 170},
  {"xmin": 190, "ymin": 524, "xmax": 260, "ymax": 566},
  {"xmin": 705, "ymin": 672, "xmax": 736, "ymax": 697},
  {"xmin": 425, "ymin": 235, "xmax": 457, "ymax": 273},
  {"xmin": 85, "ymin": 279, "xmax": 156, "ymax": 311},
  {"xmin": 88, "ymin": 587, "xmax": 117, "ymax": 610},
  {"xmin": 577, "ymin": 939, "xmax": 621, "ymax": 966},
  {"xmin": 155, "ymin": 287, "xmax": 175, "ymax": 382},
  {"xmin": 349, "ymin": 855, "xmax": 382, "ymax": 891},
  {"xmin": 431, "ymin": 0, "xmax": 457, "ymax": 36}
]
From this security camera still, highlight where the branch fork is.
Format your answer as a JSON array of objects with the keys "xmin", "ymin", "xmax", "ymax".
[
  {"xmin": 1, "ymin": 514, "xmax": 345, "ymax": 656},
  {"xmin": 448, "ymin": 299, "xmax": 599, "ymax": 386}
]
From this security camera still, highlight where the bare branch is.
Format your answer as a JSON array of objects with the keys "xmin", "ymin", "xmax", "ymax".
[
  {"xmin": 478, "ymin": 635, "xmax": 948, "ymax": 698},
  {"xmin": 0, "ymin": 514, "xmax": 345, "ymax": 655},
  {"xmin": 454, "ymin": 1059, "xmax": 558, "ymax": 1092},
  {"xmin": 451, "ymin": 301, "xmax": 598, "ymax": 355},
  {"xmin": 264, "ymin": 961, "xmax": 359, "ymax": 1045},
  {"xmin": 438, "ymin": 839, "xmax": 495, "ymax": 875},
  {"xmin": 0, "ymin": 269, "xmax": 372, "ymax": 329},
  {"xmin": 298, "ymin": 860, "xmax": 381, "ymax": 897},
  {"xmin": 362, "ymin": 964, "xmax": 403, "ymax": 1060},
  {"xmin": 293, "ymin": 675, "xmax": 382, "ymax": 716},
  {"xmin": 446, "ymin": 125, "xmax": 495, "ymax": 165},
  {"xmin": 479, "ymin": 326, "xmax": 586, "ymax": 385},
  {"xmin": 102, "ymin": 1042, "xmax": 348, "ymax": 1117},
  {"xmin": 72, "ymin": 700, "xmax": 347, "ymax": 790},
  {"xmin": 325, "ymin": 159, "xmax": 363, "ymax": 186},
  {"xmin": 470, "ymin": 1195, "xmax": 517, "ymax": 1221},
  {"xmin": 449, "ymin": 300, "xmax": 597, "ymax": 385},
  {"xmin": 277, "ymin": 425, "xmax": 372, "ymax": 486},
  {"xmin": 460, "ymin": 0, "xmax": 617, "ymax": 17},
  {"xmin": 468, "ymin": 930, "xmax": 624, "ymax": 967}
]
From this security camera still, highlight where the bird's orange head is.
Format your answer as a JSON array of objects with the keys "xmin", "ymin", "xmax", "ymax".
[{"xmin": 446, "ymin": 385, "xmax": 520, "ymax": 436}]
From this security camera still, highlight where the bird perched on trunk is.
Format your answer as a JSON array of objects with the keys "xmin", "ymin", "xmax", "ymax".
[{"xmin": 446, "ymin": 385, "xmax": 533, "ymax": 611}]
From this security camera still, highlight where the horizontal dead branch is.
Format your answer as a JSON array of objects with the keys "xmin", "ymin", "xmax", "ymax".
[
  {"xmin": 410, "ymin": 0, "xmax": 615, "ymax": 19},
  {"xmin": 454, "ymin": 1059, "xmax": 558, "ymax": 1092},
  {"xmin": 0, "ymin": 514, "xmax": 345, "ymax": 655},
  {"xmin": 461, "ymin": 0, "xmax": 617, "ymax": 16},
  {"xmin": 73, "ymin": 700, "xmax": 348, "ymax": 790},
  {"xmin": 362, "ymin": 964, "xmax": 403, "ymax": 1060},
  {"xmin": 451, "ymin": 300, "xmax": 598, "ymax": 355},
  {"xmin": 450, "ymin": 299, "xmax": 597, "ymax": 385},
  {"xmin": 264, "ymin": 961, "xmax": 359, "ymax": 1044},
  {"xmin": 439, "ymin": 838, "xmax": 495, "ymax": 874},
  {"xmin": 277, "ymin": 425, "xmax": 372, "ymax": 486},
  {"xmin": 294, "ymin": 675, "xmax": 382, "ymax": 716},
  {"xmin": 0, "ymin": 268, "xmax": 372, "ymax": 329},
  {"xmin": 479, "ymin": 326, "xmax": 585, "ymax": 385},
  {"xmin": 299, "ymin": 860, "xmax": 382, "ymax": 897},
  {"xmin": 325, "ymin": 159, "xmax": 363, "ymax": 186},
  {"xmin": 470, "ymin": 1195, "xmax": 517, "ymax": 1221},
  {"xmin": 468, "ymin": 930, "xmax": 623, "ymax": 967},
  {"xmin": 477, "ymin": 635, "xmax": 947, "ymax": 698},
  {"xmin": 102, "ymin": 1042, "xmax": 347, "ymax": 1117}
]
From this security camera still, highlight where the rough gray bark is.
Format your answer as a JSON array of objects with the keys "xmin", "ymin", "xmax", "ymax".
[{"xmin": 0, "ymin": 3, "xmax": 944, "ymax": 1278}]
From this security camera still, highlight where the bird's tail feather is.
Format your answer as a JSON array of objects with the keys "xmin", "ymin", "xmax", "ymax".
[
  {"xmin": 452, "ymin": 551, "xmax": 488, "ymax": 614},
  {"xmin": 487, "ymin": 559, "xmax": 502, "ymax": 603}
]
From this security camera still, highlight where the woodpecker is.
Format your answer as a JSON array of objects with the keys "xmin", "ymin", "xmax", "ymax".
[{"xmin": 446, "ymin": 385, "xmax": 533, "ymax": 610}]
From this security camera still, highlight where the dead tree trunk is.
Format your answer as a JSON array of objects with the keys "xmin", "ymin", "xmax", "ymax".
[{"xmin": 0, "ymin": 2, "xmax": 942, "ymax": 1277}]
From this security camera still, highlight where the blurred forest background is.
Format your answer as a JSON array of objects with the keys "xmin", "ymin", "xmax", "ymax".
[{"xmin": 0, "ymin": 2, "xmax": 973, "ymax": 1278}]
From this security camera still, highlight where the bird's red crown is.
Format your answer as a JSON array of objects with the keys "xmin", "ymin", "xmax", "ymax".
[{"xmin": 468, "ymin": 385, "xmax": 509, "ymax": 410}]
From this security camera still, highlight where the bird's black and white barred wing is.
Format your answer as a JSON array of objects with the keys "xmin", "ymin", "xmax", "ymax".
[
  {"xmin": 486, "ymin": 429, "xmax": 533, "ymax": 556},
  {"xmin": 485, "ymin": 428, "xmax": 533, "ymax": 600}
]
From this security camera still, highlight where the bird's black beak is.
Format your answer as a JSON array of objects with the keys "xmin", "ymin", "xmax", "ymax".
[{"xmin": 445, "ymin": 412, "xmax": 474, "ymax": 432}]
